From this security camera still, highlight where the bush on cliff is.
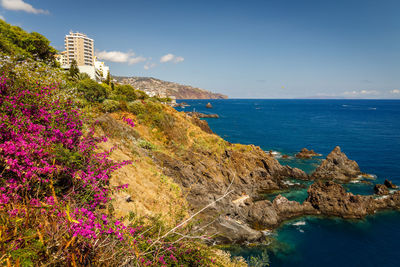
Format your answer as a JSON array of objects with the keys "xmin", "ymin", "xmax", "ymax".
[
  {"xmin": 77, "ymin": 78, "xmax": 108, "ymax": 103},
  {"xmin": 127, "ymin": 100, "xmax": 146, "ymax": 115}
]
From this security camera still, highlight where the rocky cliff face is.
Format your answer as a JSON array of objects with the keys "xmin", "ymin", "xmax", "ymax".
[
  {"xmin": 98, "ymin": 105, "xmax": 400, "ymax": 245},
  {"xmin": 114, "ymin": 76, "xmax": 228, "ymax": 99}
]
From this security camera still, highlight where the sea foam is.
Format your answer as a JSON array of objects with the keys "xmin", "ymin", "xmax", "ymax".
[{"xmin": 292, "ymin": 221, "xmax": 306, "ymax": 226}]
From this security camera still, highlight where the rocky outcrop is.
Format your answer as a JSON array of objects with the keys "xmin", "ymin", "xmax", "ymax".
[
  {"xmin": 190, "ymin": 116, "xmax": 214, "ymax": 134},
  {"xmin": 311, "ymin": 146, "xmax": 362, "ymax": 181},
  {"xmin": 384, "ymin": 179, "xmax": 397, "ymax": 189},
  {"xmin": 206, "ymin": 103, "xmax": 213, "ymax": 108},
  {"xmin": 186, "ymin": 112, "xmax": 219, "ymax": 118},
  {"xmin": 306, "ymin": 181, "xmax": 400, "ymax": 218},
  {"xmin": 306, "ymin": 181, "xmax": 373, "ymax": 218},
  {"xmin": 295, "ymin": 148, "xmax": 321, "ymax": 159},
  {"xmin": 115, "ymin": 76, "xmax": 228, "ymax": 99},
  {"xmin": 374, "ymin": 184, "xmax": 389, "ymax": 195}
]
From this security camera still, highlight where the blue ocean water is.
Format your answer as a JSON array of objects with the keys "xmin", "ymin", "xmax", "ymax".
[{"xmin": 176, "ymin": 99, "xmax": 400, "ymax": 267}]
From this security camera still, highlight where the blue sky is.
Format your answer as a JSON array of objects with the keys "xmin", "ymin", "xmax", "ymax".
[{"xmin": 1, "ymin": 0, "xmax": 399, "ymax": 98}]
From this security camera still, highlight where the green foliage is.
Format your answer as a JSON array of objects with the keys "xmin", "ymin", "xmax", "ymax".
[
  {"xmin": 106, "ymin": 70, "xmax": 111, "ymax": 85},
  {"xmin": 157, "ymin": 97, "xmax": 172, "ymax": 103},
  {"xmin": 137, "ymin": 139, "xmax": 156, "ymax": 150},
  {"xmin": 101, "ymin": 99, "xmax": 120, "ymax": 113},
  {"xmin": 9, "ymin": 231, "xmax": 45, "ymax": 266},
  {"xmin": 68, "ymin": 59, "xmax": 80, "ymax": 78},
  {"xmin": 0, "ymin": 20, "xmax": 56, "ymax": 63},
  {"xmin": 113, "ymin": 84, "xmax": 138, "ymax": 101},
  {"xmin": 75, "ymin": 72, "xmax": 91, "ymax": 81},
  {"xmin": 127, "ymin": 100, "xmax": 146, "ymax": 115},
  {"xmin": 136, "ymin": 89, "xmax": 149, "ymax": 100},
  {"xmin": 111, "ymin": 84, "xmax": 149, "ymax": 101},
  {"xmin": 0, "ymin": 53, "xmax": 63, "ymax": 90},
  {"xmin": 77, "ymin": 78, "xmax": 108, "ymax": 103},
  {"xmin": 248, "ymin": 250, "xmax": 270, "ymax": 267}
]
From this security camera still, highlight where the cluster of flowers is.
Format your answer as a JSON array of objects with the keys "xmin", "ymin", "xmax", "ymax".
[
  {"xmin": 123, "ymin": 117, "xmax": 135, "ymax": 128},
  {"xmin": 0, "ymin": 71, "xmax": 132, "ymax": 245},
  {"xmin": 0, "ymin": 57, "xmax": 217, "ymax": 266}
]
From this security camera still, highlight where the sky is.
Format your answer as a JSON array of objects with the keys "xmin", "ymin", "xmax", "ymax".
[{"xmin": 1, "ymin": 0, "xmax": 399, "ymax": 99}]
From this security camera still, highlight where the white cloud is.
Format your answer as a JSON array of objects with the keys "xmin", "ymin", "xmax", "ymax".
[
  {"xmin": 144, "ymin": 62, "xmax": 157, "ymax": 70},
  {"xmin": 343, "ymin": 90, "xmax": 379, "ymax": 96},
  {"xmin": 390, "ymin": 89, "xmax": 400, "ymax": 94},
  {"xmin": 1, "ymin": 0, "xmax": 49, "ymax": 14},
  {"xmin": 160, "ymin": 53, "xmax": 184, "ymax": 63},
  {"xmin": 96, "ymin": 50, "xmax": 146, "ymax": 65},
  {"xmin": 0, "ymin": 14, "xmax": 4, "ymax": 20},
  {"xmin": 128, "ymin": 56, "xmax": 146, "ymax": 65},
  {"xmin": 160, "ymin": 53, "xmax": 174, "ymax": 63}
]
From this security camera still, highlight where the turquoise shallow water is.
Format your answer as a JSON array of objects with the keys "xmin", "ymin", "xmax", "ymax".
[{"xmin": 176, "ymin": 99, "xmax": 400, "ymax": 267}]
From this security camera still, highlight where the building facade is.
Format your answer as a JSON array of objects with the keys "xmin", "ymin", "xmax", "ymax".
[
  {"xmin": 64, "ymin": 32, "xmax": 94, "ymax": 66},
  {"xmin": 57, "ymin": 31, "xmax": 110, "ymax": 81},
  {"xmin": 94, "ymin": 57, "xmax": 109, "ymax": 80}
]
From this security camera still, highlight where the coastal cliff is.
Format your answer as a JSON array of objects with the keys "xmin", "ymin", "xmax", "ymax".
[
  {"xmin": 96, "ymin": 103, "xmax": 400, "ymax": 245},
  {"xmin": 114, "ymin": 76, "xmax": 228, "ymax": 99}
]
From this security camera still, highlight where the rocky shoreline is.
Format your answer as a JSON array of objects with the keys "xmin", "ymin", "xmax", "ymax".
[{"xmin": 153, "ymin": 139, "xmax": 400, "ymax": 244}]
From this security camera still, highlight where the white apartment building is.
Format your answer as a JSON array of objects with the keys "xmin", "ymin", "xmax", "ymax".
[
  {"xmin": 94, "ymin": 57, "xmax": 109, "ymax": 80},
  {"xmin": 64, "ymin": 31, "xmax": 94, "ymax": 66},
  {"xmin": 57, "ymin": 31, "xmax": 110, "ymax": 81}
]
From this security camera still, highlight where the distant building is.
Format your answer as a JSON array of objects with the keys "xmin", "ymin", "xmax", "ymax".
[
  {"xmin": 94, "ymin": 57, "xmax": 109, "ymax": 80},
  {"xmin": 55, "ymin": 51, "xmax": 67, "ymax": 66},
  {"xmin": 57, "ymin": 31, "xmax": 109, "ymax": 81},
  {"xmin": 64, "ymin": 31, "xmax": 94, "ymax": 66},
  {"xmin": 143, "ymin": 90, "xmax": 157, "ymax": 97}
]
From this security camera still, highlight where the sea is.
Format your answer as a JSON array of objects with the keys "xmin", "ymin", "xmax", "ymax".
[{"xmin": 175, "ymin": 99, "xmax": 400, "ymax": 267}]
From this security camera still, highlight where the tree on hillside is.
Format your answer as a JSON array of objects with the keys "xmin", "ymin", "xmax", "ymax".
[
  {"xmin": 106, "ymin": 70, "xmax": 111, "ymax": 85},
  {"xmin": 0, "ymin": 20, "xmax": 57, "ymax": 63},
  {"xmin": 69, "ymin": 59, "xmax": 79, "ymax": 79}
]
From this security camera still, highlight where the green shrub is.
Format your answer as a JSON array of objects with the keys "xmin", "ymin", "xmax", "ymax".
[
  {"xmin": 137, "ymin": 139, "xmax": 156, "ymax": 150},
  {"xmin": 145, "ymin": 99, "xmax": 163, "ymax": 113},
  {"xmin": 136, "ymin": 89, "xmax": 149, "ymax": 100},
  {"xmin": 114, "ymin": 84, "xmax": 138, "ymax": 101},
  {"xmin": 102, "ymin": 99, "xmax": 120, "ymax": 112},
  {"xmin": 127, "ymin": 100, "xmax": 146, "ymax": 115},
  {"xmin": 77, "ymin": 78, "xmax": 108, "ymax": 103}
]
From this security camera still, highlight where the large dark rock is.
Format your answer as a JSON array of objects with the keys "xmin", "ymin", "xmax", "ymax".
[
  {"xmin": 311, "ymin": 146, "xmax": 362, "ymax": 181},
  {"xmin": 206, "ymin": 102, "xmax": 213, "ymax": 108},
  {"xmin": 295, "ymin": 148, "xmax": 321, "ymax": 159},
  {"xmin": 384, "ymin": 179, "xmax": 397, "ymax": 189},
  {"xmin": 306, "ymin": 181, "xmax": 372, "ymax": 218}
]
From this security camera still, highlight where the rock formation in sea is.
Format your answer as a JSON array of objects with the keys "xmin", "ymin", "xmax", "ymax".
[
  {"xmin": 311, "ymin": 146, "xmax": 362, "ymax": 181},
  {"xmin": 186, "ymin": 111, "xmax": 219, "ymax": 118},
  {"xmin": 206, "ymin": 102, "xmax": 213, "ymax": 108},
  {"xmin": 295, "ymin": 148, "xmax": 321, "ymax": 159},
  {"xmin": 384, "ymin": 179, "xmax": 397, "ymax": 189}
]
